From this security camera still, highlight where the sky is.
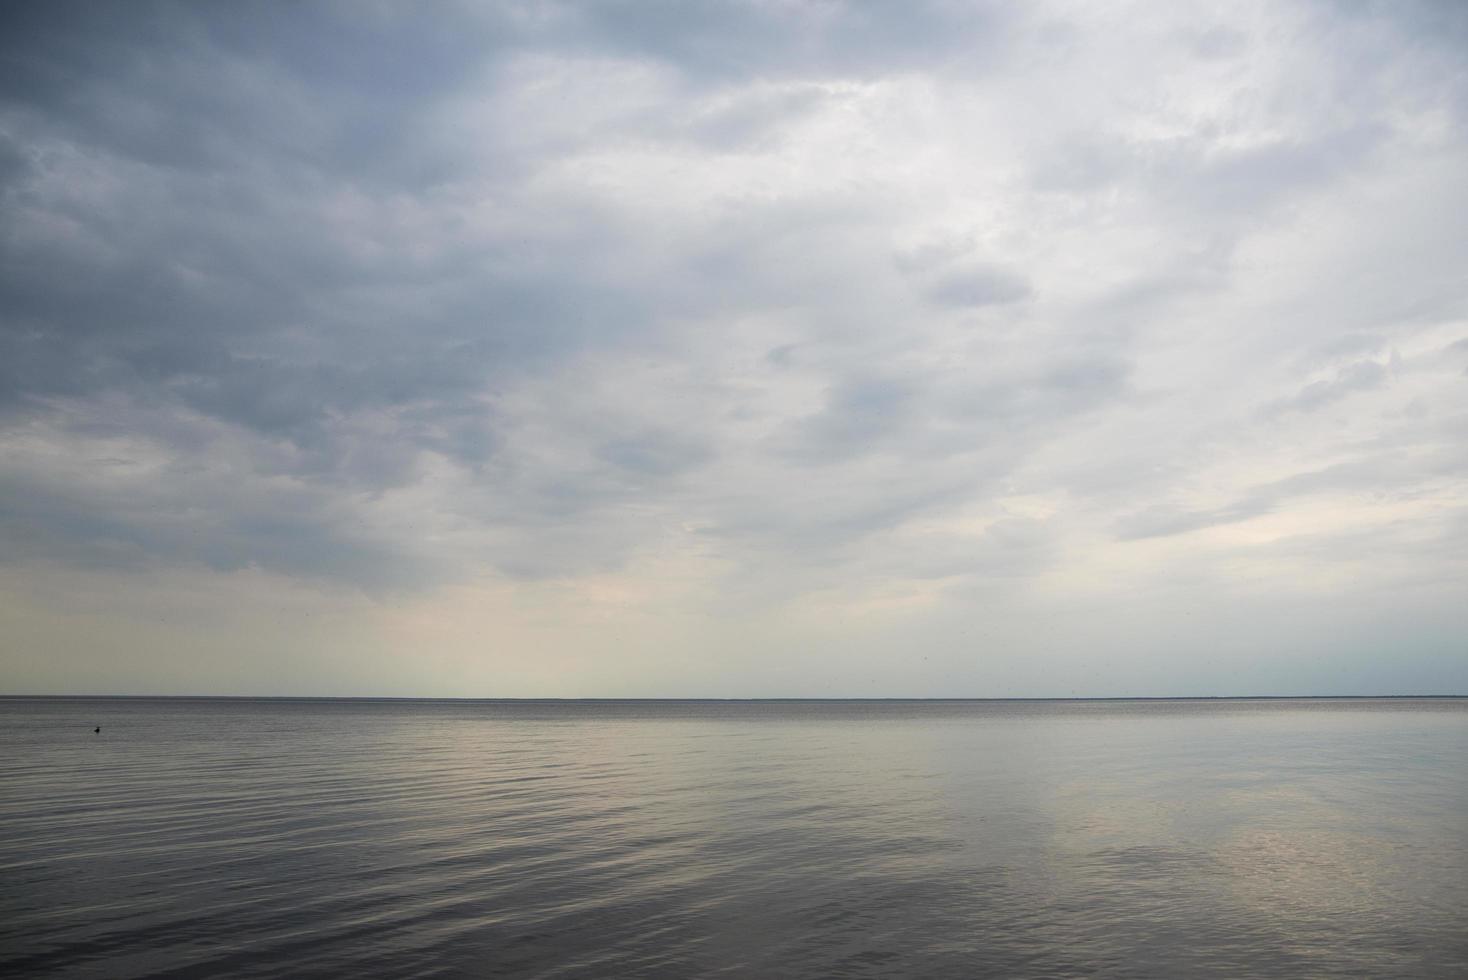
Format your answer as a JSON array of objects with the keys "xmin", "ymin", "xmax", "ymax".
[{"xmin": 1, "ymin": 0, "xmax": 1466, "ymax": 697}]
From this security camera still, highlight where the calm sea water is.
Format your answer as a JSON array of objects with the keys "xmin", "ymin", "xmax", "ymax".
[{"xmin": 2, "ymin": 698, "xmax": 1465, "ymax": 978}]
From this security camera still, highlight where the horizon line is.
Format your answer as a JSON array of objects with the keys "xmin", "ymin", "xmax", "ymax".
[{"xmin": 3, "ymin": 693, "xmax": 1466, "ymax": 702}]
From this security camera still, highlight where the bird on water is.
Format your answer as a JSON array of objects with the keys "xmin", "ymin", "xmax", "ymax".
[{"xmin": 94, "ymin": 726, "xmax": 100, "ymax": 734}]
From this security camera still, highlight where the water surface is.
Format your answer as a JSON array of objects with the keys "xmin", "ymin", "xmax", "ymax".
[{"xmin": 3, "ymin": 697, "xmax": 1466, "ymax": 977}]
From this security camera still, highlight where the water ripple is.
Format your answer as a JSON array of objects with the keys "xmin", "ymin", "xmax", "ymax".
[{"xmin": 3, "ymin": 698, "xmax": 1467, "ymax": 977}]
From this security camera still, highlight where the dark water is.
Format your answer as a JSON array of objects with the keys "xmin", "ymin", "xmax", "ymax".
[{"xmin": 2, "ymin": 698, "xmax": 1466, "ymax": 978}]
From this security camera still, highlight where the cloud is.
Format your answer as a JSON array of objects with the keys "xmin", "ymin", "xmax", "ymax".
[
  {"xmin": 1, "ymin": 0, "xmax": 1466, "ymax": 693},
  {"xmin": 925, "ymin": 265, "xmax": 1033, "ymax": 308},
  {"xmin": 1264, "ymin": 359, "xmax": 1391, "ymax": 417},
  {"xmin": 782, "ymin": 374, "xmax": 919, "ymax": 463}
]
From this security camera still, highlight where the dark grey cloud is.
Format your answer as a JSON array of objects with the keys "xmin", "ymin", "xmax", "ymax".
[
  {"xmin": 1264, "ymin": 359, "xmax": 1391, "ymax": 417},
  {"xmin": 597, "ymin": 430, "xmax": 712, "ymax": 480},
  {"xmin": 0, "ymin": 447, "xmax": 427, "ymax": 590},
  {"xmin": 1116, "ymin": 499, "xmax": 1276, "ymax": 541},
  {"xmin": 1114, "ymin": 425, "xmax": 1468, "ymax": 542},
  {"xmin": 943, "ymin": 357, "xmax": 1131, "ymax": 429},
  {"xmin": 925, "ymin": 265, "xmax": 1033, "ymax": 308},
  {"xmin": 558, "ymin": 0, "xmax": 1010, "ymax": 82},
  {"xmin": 0, "ymin": 3, "xmax": 635, "ymax": 580},
  {"xmin": 783, "ymin": 375, "xmax": 919, "ymax": 463}
]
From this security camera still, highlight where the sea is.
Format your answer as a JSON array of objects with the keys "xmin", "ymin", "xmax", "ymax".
[{"xmin": 2, "ymin": 697, "xmax": 1465, "ymax": 978}]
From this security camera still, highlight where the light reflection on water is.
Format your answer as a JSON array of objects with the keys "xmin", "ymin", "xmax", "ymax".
[{"xmin": 2, "ymin": 698, "xmax": 1466, "ymax": 977}]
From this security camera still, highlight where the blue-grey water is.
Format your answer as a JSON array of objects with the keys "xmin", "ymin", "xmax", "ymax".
[{"xmin": 2, "ymin": 698, "xmax": 1466, "ymax": 978}]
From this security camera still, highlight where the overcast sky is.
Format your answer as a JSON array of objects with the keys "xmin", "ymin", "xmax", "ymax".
[{"xmin": 2, "ymin": 0, "xmax": 1465, "ymax": 696}]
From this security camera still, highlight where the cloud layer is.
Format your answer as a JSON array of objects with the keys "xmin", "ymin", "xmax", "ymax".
[{"xmin": 2, "ymin": 0, "xmax": 1466, "ymax": 695}]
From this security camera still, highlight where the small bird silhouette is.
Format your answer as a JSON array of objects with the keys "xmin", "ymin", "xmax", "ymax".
[{"xmin": 94, "ymin": 726, "xmax": 101, "ymax": 734}]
